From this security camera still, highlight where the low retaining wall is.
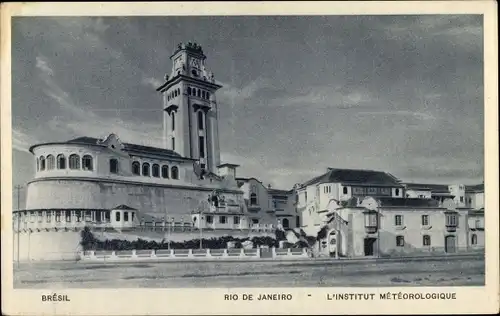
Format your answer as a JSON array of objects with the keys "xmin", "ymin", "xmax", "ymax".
[{"xmin": 79, "ymin": 247, "xmax": 310, "ymax": 262}]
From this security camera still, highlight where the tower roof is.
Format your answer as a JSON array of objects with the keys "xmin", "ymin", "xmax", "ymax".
[{"xmin": 171, "ymin": 42, "xmax": 205, "ymax": 59}]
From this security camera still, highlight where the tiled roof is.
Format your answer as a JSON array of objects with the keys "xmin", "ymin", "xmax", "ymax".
[
  {"xmin": 404, "ymin": 183, "xmax": 450, "ymax": 193},
  {"xmin": 302, "ymin": 168, "xmax": 402, "ymax": 187},
  {"xmin": 66, "ymin": 136, "xmax": 182, "ymax": 158},
  {"xmin": 377, "ymin": 197, "xmax": 441, "ymax": 208},
  {"xmin": 465, "ymin": 183, "xmax": 484, "ymax": 193}
]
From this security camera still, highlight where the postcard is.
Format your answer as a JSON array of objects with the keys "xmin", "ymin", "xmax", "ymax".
[{"xmin": 1, "ymin": 1, "xmax": 498, "ymax": 315}]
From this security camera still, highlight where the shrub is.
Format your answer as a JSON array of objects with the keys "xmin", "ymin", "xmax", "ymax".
[{"xmin": 79, "ymin": 228, "xmax": 283, "ymax": 250}]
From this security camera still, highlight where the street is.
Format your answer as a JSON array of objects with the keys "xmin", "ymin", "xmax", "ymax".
[{"xmin": 14, "ymin": 254, "xmax": 484, "ymax": 288}]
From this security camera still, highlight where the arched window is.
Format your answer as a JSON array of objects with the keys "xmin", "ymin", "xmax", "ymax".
[
  {"xmin": 152, "ymin": 164, "xmax": 160, "ymax": 177},
  {"xmin": 187, "ymin": 87, "xmax": 191, "ymax": 95},
  {"xmin": 82, "ymin": 155, "xmax": 93, "ymax": 171},
  {"xmin": 177, "ymin": 88, "xmax": 180, "ymax": 96},
  {"xmin": 202, "ymin": 91, "xmax": 206, "ymax": 99},
  {"xmin": 197, "ymin": 89, "xmax": 201, "ymax": 97},
  {"xmin": 250, "ymin": 193, "xmax": 258, "ymax": 205},
  {"xmin": 161, "ymin": 165, "xmax": 169, "ymax": 178},
  {"xmin": 343, "ymin": 187, "xmax": 348, "ymax": 194},
  {"xmin": 282, "ymin": 218, "xmax": 290, "ymax": 229},
  {"xmin": 174, "ymin": 90, "xmax": 177, "ymax": 97},
  {"xmin": 57, "ymin": 154, "xmax": 66, "ymax": 169},
  {"xmin": 142, "ymin": 163, "xmax": 150, "ymax": 176},
  {"xmin": 69, "ymin": 154, "xmax": 80, "ymax": 170},
  {"xmin": 132, "ymin": 161, "xmax": 140, "ymax": 175},
  {"xmin": 423, "ymin": 235, "xmax": 431, "ymax": 246},
  {"xmin": 39, "ymin": 156, "xmax": 45, "ymax": 171},
  {"xmin": 471, "ymin": 234, "xmax": 477, "ymax": 245},
  {"xmin": 110, "ymin": 158, "xmax": 119, "ymax": 174},
  {"xmin": 206, "ymin": 92, "xmax": 210, "ymax": 100},
  {"xmin": 198, "ymin": 111, "xmax": 204, "ymax": 130},
  {"xmin": 171, "ymin": 112, "xmax": 175, "ymax": 131},
  {"xmin": 171, "ymin": 166, "xmax": 179, "ymax": 179},
  {"xmin": 46, "ymin": 155, "xmax": 55, "ymax": 170}
]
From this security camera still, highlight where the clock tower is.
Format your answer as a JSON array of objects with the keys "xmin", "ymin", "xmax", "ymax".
[{"xmin": 156, "ymin": 42, "xmax": 222, "ymax": 174}]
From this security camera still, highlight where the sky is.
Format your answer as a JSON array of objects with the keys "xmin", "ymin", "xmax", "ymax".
[{"xmin": 11, "ymin": 15, "xmax": 484, "ymax": 205}]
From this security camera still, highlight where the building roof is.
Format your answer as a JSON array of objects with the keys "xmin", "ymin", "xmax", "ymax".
[
  {"xmin": 217, "ymin": 163, "xmax": 240, "ymax": 168},
  {"xmin": 403, "ymin": 183, "xmax": 450, "ymax": 193},
  {"xmin": 465, "ymin": 183, "xmax": 484, "ymax": 193},
  {"xmin": 268, "ymin": 188, "xmax": 292, "ymax": 195},
  {"xmin": 113, "ymin": 205, "xmax": 137, "ymax": 210},
  {"xmin": 30, "ymin": 136, "xmax": 185, "ymax": 159},
  {"xmin": 377, "ymin": 197, "xmax": 441, "ymax": 208},
  {"xmin": 301, "ymin": 168, "xmax": 403, "ymax": 188}
]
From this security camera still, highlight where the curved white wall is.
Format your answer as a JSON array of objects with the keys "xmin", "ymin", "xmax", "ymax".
[
  {"xmin": 26, "ymin": 179, "xmax": 245, "ymax": 219},
  {"xmin": 13, "ymin": 231, "xmax": 82, "ymax": 261}
]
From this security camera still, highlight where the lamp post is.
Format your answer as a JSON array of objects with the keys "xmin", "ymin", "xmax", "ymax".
[
  {"xmin": 167, "ymin": 216, "xmax": 172, "ymax": 250},
  {"xmin": 14, "ymin": 185, "xmax": 23, "ymax": 267}
]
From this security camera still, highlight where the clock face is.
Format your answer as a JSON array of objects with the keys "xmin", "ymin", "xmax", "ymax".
[{"xmin": 190, "ymin": 58, "xmax": 200, "ymax": 69}]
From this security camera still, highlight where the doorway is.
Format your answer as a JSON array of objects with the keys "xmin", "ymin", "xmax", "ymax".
[
  {"xmin": 282, "ymin": 218, "xmax": 289, "ymax": 229},
  {"xmin": 364, "ymin": 238, "xmax": 377, "ymax": 256},
  {"xmin": 445, "ymin": 235, "xmax": 456, "ymax": 253}
]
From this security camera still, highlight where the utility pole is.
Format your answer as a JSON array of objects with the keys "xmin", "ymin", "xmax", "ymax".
[{"xmin": 14, "ymin": 185, "xmax": 22, "ymax": 267}]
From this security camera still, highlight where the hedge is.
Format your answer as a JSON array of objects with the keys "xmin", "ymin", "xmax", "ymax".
[{"xmin": 80, "ymin": 227, "xmax": 291, "ymax": 251}]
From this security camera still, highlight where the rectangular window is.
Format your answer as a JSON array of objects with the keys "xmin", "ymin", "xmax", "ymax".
[
  {"xmin": 199, "ymin": 136, "xmax": 205, "ymax": 158},
  {"xmin": 234, "ymin": 216, "xmax": 240, "ymax": 225},
  {"xmin": 446, "ymin": 214, "xmax": 458, "ymax": 226},
  {"xmin": 304, "ymin": 192, "xmax": 307, "ymax": 203},
  {"xmin": 116, "ymin": 212, "xmax": 121, "ymax": 222},
  {"xmin": 421, "ymin": 215, "xmax": 429, "ymax": 226},
  {"xmin": 95, "ymin": 211, "xmax": 101, "ymax": 223},
  {"xmin": 124, "ymin": 212, "xmax": 129, "ymax": 222},
  {"xmin": 395, "ymin": 215, "xmax": 403, "ymax": 226},
  {"xmin": 252, "ymin": 218, "xmax": 259, "ymax": 224},
  {"xmin": 352, "ymin": 187, "xmax": 365, "ymax": 195},
  {"xmin": 38, "ymin": 212, "xmax": 43, "ymax": 222},
  {"xmin": 219, "ymin": 216, "xmax": 226, "ymax": 224},
  {"xmin": 46, "ymin": 211, "xmax": 51, "ymax": 223},
  {"xmin": 171, "ymin": 137, "xmax": 175, "ymax": 151},
  {"xmin": 75, "ymin": 211, "xmax": 81, "ymax": 222},
  {"xmin": 131, "ymin": 213, "xmax": 135, "ymax": 222},
  {"xmin": 206, "ymin": 215, "xmax": 213, "ymax": 224},
  {"xmin": 379, "ymin": 188, "xmax": 391, "ymax": 196},
  {"xmin": 65, "ymin": 211, "xmax": 71, "ymax": 222},
  {"xmin": 367, "ymin": 187, "xmax": 377, "ymax": 195},
  {"xmin": 396, "ymin": 236, "xmax": 405, "ymax": 247},
  {"xmin": 105, "ymin": 211, "xmax": 110, "ymax": 222},
  {"xmin": 460, "ymin": 196, "xmax": 464, "ymax": 203},
  {"xmin": 55, "ymin": 211, "xmax": 61, "ymax": 222},
  {"xmin": 423, "ymin": 235, "xmax": 431, "ymax": 246}
]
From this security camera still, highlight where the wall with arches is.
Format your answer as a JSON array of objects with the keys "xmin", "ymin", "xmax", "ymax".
[{"xmin": 31, "ymin": 144, "xmax": 193, "ymax": 185}]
